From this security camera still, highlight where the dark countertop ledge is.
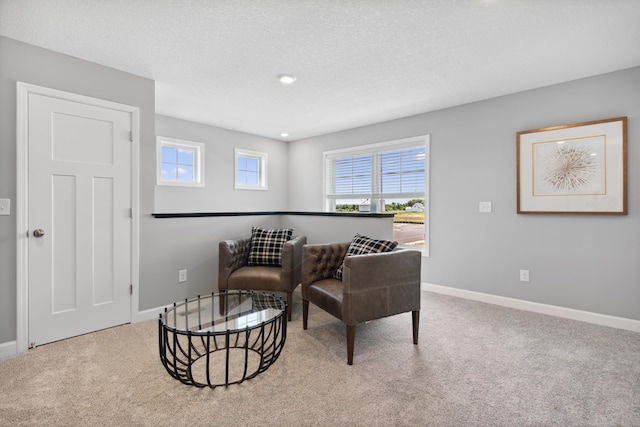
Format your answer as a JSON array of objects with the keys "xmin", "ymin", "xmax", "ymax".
[{"xmin": 152, "ymin": 211, "xmax": 393, "ymax": 219}]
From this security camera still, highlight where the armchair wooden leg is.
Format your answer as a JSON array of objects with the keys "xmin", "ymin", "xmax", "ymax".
[
  {"xmin": 302, "ymin": 299, "xmax": 309, "ymax": 330},
  {"xmin": 347, "ymin": 324, "xmax": 355, "ymax": 365},
  {"xmin": 219, "ymin": 291, "xmax": 226, "ymax": 316},
  {"xmin": 286, "ymin": 291, "xmax": 293, "ymax": 321},
  {"xmin": 412, "ymin": 310, "xmax": 419, "ymax": 345}
]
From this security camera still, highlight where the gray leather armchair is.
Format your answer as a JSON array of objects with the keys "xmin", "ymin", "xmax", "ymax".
[
  {"xmin": 302, "ymin": 242, "xmax": 421, "ymax": 364},
  {"xmin": 219, "ymin": 234, "xmax": 306, "ymax": 321}
]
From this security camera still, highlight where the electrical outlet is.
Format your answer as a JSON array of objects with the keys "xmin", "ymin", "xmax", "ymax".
[
  {"xmin": 0, "ymin": 199, "xmax": 10, "ymax": 216},
  {"xmin": 519, "ymin": 269, "xmax": 530, "ymax": 282},
  {"xmin": 178, "ymin": 269, "xmax": 187, "ymax": 283},
  {"xmin": 479, "ymin": 201, "xmax": 492, "ymax": 213}
]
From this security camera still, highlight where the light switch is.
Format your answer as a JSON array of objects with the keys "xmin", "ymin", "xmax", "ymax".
[
  {"xmin": 479, "ymin": 201, "xmax": 492, "ymax": 213},
  {"xmin": 0, "ymin": 199, "xmax": 10, "ymax": 216}
]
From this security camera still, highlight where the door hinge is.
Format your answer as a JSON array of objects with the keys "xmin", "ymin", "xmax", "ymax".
[
  {"xmin": 130, "ymin": 284, "xmax": 133, "ymax": 295},
  {"xmin": 129, "ymin": 131, "xmax": 133, "ymax": 142},
  {"xmin": 129, "ymin": 208, "xmax": 133, "ymax": 218}
]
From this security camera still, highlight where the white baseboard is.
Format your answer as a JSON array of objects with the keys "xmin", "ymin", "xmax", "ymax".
[
  {"xmin": 1, "ymin": 307, "xmax": 167, "ymax": 360},
  {"xmin": 422, "ymin": 283, "xmax": 640, "ymax": 333},
  {"xmin": 0, "ymin": 340, "xmax": 17, "ymax": 360},
  {"xmin": 136, "ymin": 304, "xmax": 172, "ymax": 322}
]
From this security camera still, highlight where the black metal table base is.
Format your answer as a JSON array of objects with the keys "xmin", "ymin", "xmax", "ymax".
[{"xmin": 158, "ymin": 291, "xmax": 287, "ymax": 388}]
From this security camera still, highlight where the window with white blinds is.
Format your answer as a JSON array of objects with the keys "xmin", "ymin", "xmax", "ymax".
[
  {"xmin": 323, "ymin": 135, "xmax": 430, "ymax": 252},
  {"xmin": 324, "ymin": 136, "xmax": 428, "ymax": 209}
]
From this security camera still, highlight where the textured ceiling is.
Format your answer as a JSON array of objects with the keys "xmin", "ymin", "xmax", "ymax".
[{"xmin": 2, "ymin": 0, "xmax": 640, "ymax": 141}]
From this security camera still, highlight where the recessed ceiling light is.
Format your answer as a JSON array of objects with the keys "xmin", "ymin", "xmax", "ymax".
[
  {"xmin": 280, "ymin": 133, "xmax": 289, "ymax": 138},
  {"xmin": 278, "ymin": 74, "xmax": 296, "ymax": 84}
]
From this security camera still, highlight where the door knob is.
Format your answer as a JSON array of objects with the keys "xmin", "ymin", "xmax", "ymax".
[{"xmin": 33, "ymin": 229, "xmax": 45, "ymax": 238}]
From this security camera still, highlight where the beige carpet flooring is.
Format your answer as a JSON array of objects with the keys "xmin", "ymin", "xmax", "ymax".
[{"xmin": 1, "ymin": 289, "xmax": 639, "ymax": 426}]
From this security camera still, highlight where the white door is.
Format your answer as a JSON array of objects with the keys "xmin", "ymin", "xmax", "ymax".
[{"xmin": 28, "ymin": 92, "xmax": 132, "ymax": 346}]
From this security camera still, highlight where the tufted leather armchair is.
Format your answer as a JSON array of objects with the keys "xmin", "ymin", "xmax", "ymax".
[
  {"xmin": 302, "ymin": 242, "xmax": 421, "ymax": 364},
  {"xmin": 219, "ymin": 235, "xmax": 306, "ymax": 321}
]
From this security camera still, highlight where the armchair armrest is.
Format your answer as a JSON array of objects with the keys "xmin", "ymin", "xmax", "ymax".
[
  {"xmin": 218, "ymin": 236, "xmax": 251, "ymax": 290},
  {"xmin": 280, "ymin": 235, "xmax": 307, "ymax": 288},
  {"xmin": 341, "ymin": 249, "xmax": 421, "ymax": 324}
]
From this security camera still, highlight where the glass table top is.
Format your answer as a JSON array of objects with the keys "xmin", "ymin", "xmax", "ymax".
[{"xmin": 160, "ymin": 291, "xmax": 285, "ymax": 334}]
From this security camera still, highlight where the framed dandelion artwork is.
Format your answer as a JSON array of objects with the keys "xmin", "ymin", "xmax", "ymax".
[{"xmin": 517, "ymin": 117, "xmax": 627, "ymax": 214}]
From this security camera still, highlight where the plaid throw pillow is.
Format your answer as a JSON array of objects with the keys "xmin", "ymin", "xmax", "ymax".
[
  {"xmin": 248, "ymin": 227, "xmax": 293, "ymax": 267},
  {"xmin": 334, "ymin": 233, "xmax": 398, "ymax": 280}
]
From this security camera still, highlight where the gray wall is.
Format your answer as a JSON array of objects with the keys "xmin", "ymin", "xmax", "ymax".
[
  {"xmin": 155, "ymin": 115, "xmax": 289, "ymax": 213},
  {"xmin": 145, "ymin": 115, "xmax": 393, "ymax": 310},
  {"xmin": 141, "ymin": 214, "xmax": 280, "ymax": 310},
  {"xmin": 139, "ymin": 213, "xmax": 392, "ymax": 311},
  {"xmin": 289, "ymin": 67, "xmax": 640, "ymax": 321},
  {"xmin": 0, "ymin": 36, "xmax": 156, "ymax": 344},
  {"xmin": 143, "ymin": 115, "xmax": 290, "ymax": 310}
]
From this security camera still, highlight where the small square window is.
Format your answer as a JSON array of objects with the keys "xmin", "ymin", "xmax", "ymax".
[
  {"xmin": 157, "ymin": 136, "xmax": 205, "ymax": 187},
  {"xmin": 235, "ymin": 148, "xmax": 267, "ymax": 190}
]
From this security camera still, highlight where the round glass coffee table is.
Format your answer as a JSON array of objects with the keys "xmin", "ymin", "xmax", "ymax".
[{"xmin": 159, "ymin": 290, "xmax": 287, "ymax": 388}]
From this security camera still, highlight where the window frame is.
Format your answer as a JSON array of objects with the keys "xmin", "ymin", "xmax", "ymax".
[
  {"xmin": 156, "ymin": 136, "xmax": 205, "ymax": 187},
  {"xmin": 235, "ymin": 148, "xmax": 268, "ymax": 191},
  {"xmin": 323, "ymin": 135, "xmax": 430, "ymax": 255}
]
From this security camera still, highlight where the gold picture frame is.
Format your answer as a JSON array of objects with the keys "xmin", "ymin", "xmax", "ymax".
[{"xmin": 517, "ymin": 117, "xmax": 627, "ymax": 215}]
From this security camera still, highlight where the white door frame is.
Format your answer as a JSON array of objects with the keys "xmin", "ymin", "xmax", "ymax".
[{"xmin": 15, "ymin": 82, "xmax": 140, "ymax": 354}]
